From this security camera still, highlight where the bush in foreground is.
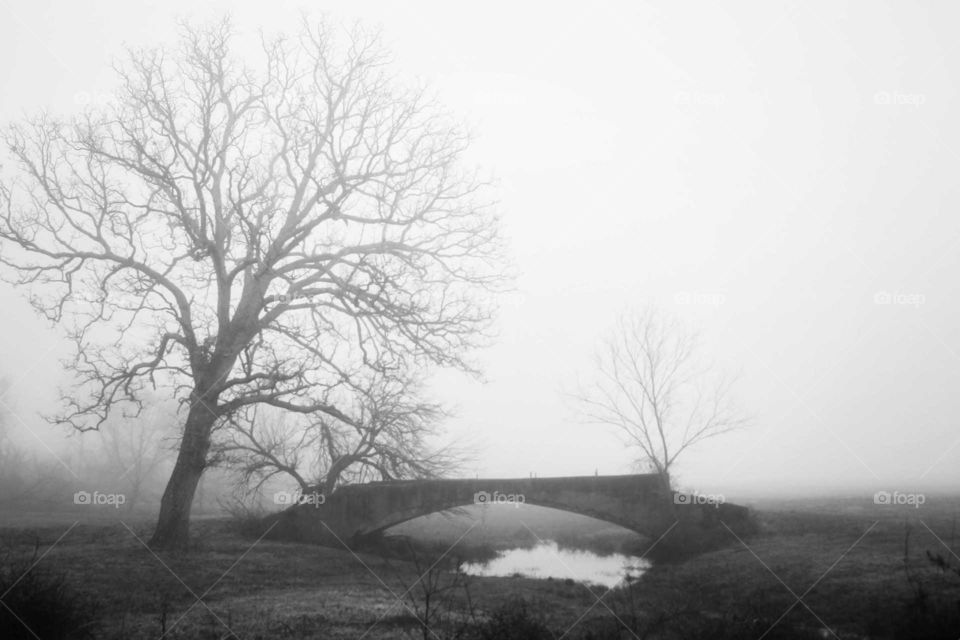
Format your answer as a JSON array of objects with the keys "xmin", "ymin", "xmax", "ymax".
[{"xmin": 0, "ymin": 536, "xmax": 100, "ymax": 639}]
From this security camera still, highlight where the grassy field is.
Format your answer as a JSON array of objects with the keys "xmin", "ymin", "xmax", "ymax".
[{"xmin": 1, "ymin": 497, "xmax": 959, "ymax": 638}]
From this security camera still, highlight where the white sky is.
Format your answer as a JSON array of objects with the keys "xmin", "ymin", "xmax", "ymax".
[{"xmin": 1, "ymin": 0, "xmax": 958, "ymax": 500}]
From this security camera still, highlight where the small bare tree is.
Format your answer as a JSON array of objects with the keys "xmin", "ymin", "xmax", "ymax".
[
  {"xmin": 96, "ymin": 398, "xmax": 175, "ymax": 511},
  {"xmin": 0, "ymin": 379, "xmax": 24, "ymax": 505},
  {"xmin": 218, "ymin": 368, "xmax": 464, "ymax": 498},
  {"xmin": 0, "ymin": 18, "xmax": 504, "ymax": 548},
  {"xmin": 572, "ymin": 308, "xmax": 745, "ymax": 493}
]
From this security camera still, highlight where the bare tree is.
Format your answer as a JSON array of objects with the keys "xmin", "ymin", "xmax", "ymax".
[
  {"xmin": 96, "ymin": 398, "xmax": 175, "ymax": 511},
  {"xmin": 572, "ymin": 308, "xmax": 745, "ymax": 493},
  {"xmin": 0, "ymin": 379, "xmax": 25, "ymax": 505},
  {"xmin": 0, "ymin": 18, "xmax": 504, "ymax": 548},
  {"xmin": 218, "ymin": 368, "xmax": 465, "ymax": 497}
]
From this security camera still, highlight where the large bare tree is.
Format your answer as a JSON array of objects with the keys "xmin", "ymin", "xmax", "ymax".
[
  {"xmin": 0, "ymin": 19, "xmax": 503, "ymax": 548},
  {"xmin": 572, "ymin": 308, "xmax": 745, "ymax": 493}
]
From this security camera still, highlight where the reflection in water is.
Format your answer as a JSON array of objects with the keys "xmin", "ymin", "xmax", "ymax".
[{"xmin": 462, "ymin": 541, "xmax": 650, "ymax": 588}]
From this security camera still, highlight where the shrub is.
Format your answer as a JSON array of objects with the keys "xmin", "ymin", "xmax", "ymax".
[
  {"xmin": 887, "ymin": 546, "xmax": 960, "ymax": 639},
  {"xmin": 473, "ymin": 600, "xmax": 553, "ymax": 640},
  {"xmin": 633, "ymin": 521, "xmax": 727, "ymax": 564},
  {"xmin": 0, "ymin": 536, "xmax": 100, "ymax": 639},
  {"xmin": 219, "ymin": 494, "xmax": 271, "ymax": 538}
]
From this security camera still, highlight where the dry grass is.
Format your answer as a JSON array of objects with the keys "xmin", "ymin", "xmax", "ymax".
[{"xmin": 0, "ymin": 497, "xmax": 957, "ymax": 638}]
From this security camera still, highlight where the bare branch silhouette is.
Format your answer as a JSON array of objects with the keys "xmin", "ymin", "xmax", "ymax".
[
  {"xmin": 571, "ymin": 307, "xmax": 746, "ymax": 491},
  {"xmin": 0, "ymin": 16, "xmax": 505, "ymax": 548}
]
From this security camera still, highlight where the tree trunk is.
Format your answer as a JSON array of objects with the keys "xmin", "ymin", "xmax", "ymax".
[
  {"xmin": 659, "ymin": 470, "xmax": 672, "ymax": 496},
  {"xmin": 657, "ymin": 469, "xmax": 678, "ymax": 517},
  {"xmin": 126, "ymin": 480, "xmax": 141, "ymax": 513},
  {"xmin": 149, "ymin": 399, "xmax": 218, "ymax": 550}
]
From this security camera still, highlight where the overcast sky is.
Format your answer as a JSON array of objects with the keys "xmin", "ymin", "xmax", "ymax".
[{"xmin": 1, "ymin": 1, "xmax": 958, "ymax": 500}]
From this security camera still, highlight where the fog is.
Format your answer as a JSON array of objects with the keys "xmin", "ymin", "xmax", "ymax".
[{"xmin": 1, "ymin": 0, "xmax": 958, "ymax": 503}]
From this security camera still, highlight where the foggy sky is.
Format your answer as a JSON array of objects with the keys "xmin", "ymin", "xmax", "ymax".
[{"xmin": 1, "ymin": 0, "xmax": 958, "ymax": 499}]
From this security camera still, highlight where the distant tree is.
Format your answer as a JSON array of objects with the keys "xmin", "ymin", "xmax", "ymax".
[
  {"xmin": 0, "ymin": 379, "xmax": 24, "ymax": 504},
  {"xmin": 572, "ymin": 308, "xmax": 745, "ymax": 493},
  {"xmin": 0, "ymin": 381, "xmax": 75, "ymax": 507},
  {"xmin": 96, "ymin": 399, "xmax": 175, "ymax": 511},
  {"xmin": 0, "ymin": 18, "xmax": 504, "ymax": 549}
]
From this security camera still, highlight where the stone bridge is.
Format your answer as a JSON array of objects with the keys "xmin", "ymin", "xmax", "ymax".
[{"xmin": 266, "ymin": 474, "xmax": 750, "ymax": 546}]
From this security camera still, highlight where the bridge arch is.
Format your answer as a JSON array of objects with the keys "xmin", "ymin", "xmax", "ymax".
[
  {"xmin": 266, "ymin": 474, "xmax": 750, "ymax": 547},
  {"xmin": 363, "ymin": 494, "xmax": 657, "ymax": 539}
]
